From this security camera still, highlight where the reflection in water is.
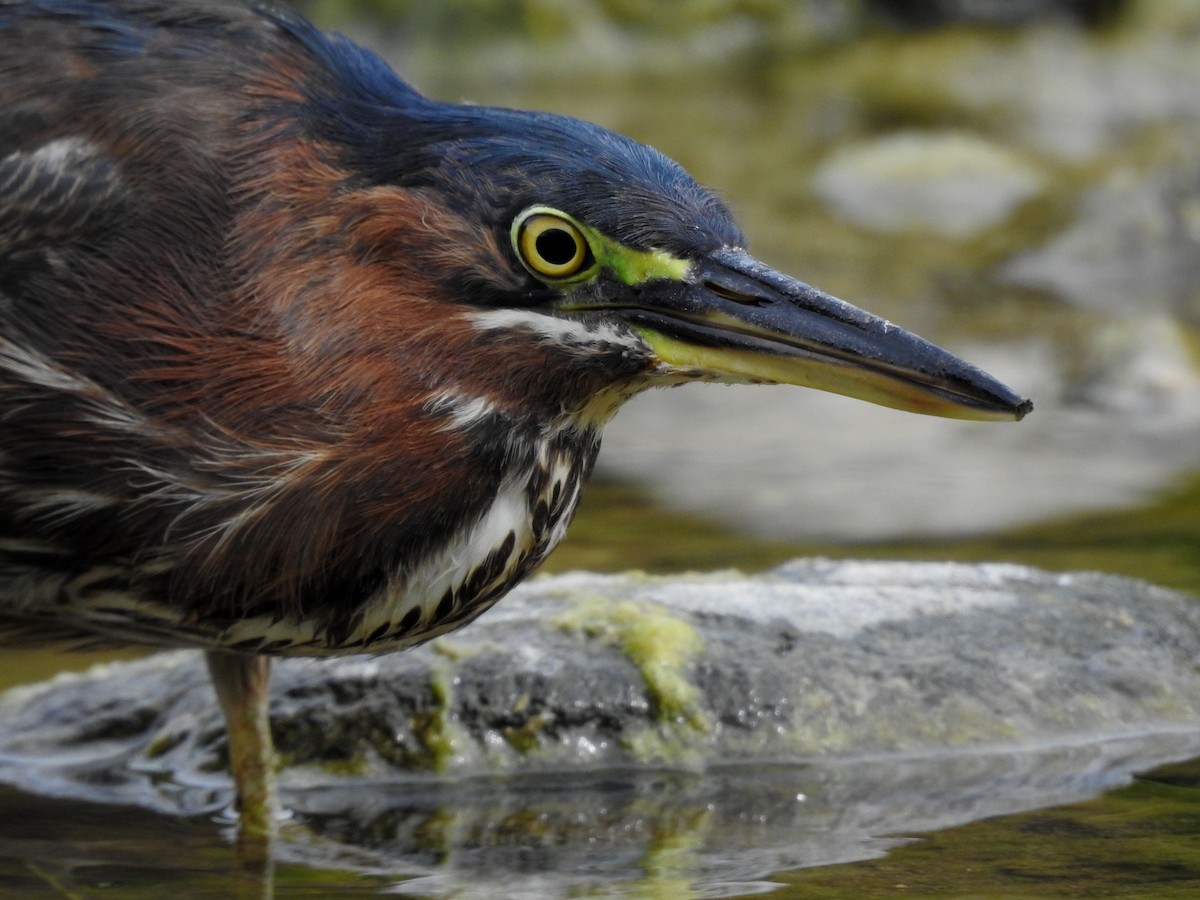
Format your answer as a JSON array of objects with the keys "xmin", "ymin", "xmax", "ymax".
[
  {"xmin": 276, "ymin": 732, "xmax": 1200, "ymax": 896},
  {"xmin": 233, "ymin": 833, "xmax": 276, "ymax": 900},
  {"xmin": 2, "ymin": 732, "xmax": 1198, "ymax": 897}
]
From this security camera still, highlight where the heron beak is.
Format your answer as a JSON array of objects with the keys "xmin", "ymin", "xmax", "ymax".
[{"xmin": 616, "ymin": 247, "xmax": 1032, "ymax": 422}]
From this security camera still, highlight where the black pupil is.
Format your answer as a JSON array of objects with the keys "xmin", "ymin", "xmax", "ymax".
[{"xmin": 535, "ymin": 228, "xmax": 578, "ymax": 266}]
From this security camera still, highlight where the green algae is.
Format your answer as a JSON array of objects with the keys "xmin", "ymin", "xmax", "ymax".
[
  {"xmin": 501, "ymin": 710, "xmax": 551, "ymax": 755},
  {"xmin": 314, "ymin": 751, "xmax": 371, "ymax": 778},
  {"xmin": 633, "ymin": 804, "xmax": 715, "ymax": 900},
  {"xmin": 551, "ymin": 595, "xmax": 710, "ymax": 763},
  {"xmin": 143, "ymin": 730, "xmax": 186, "ymax": 760},
  {"xmin": 408, "ymin": 667, "xmax": 460, "ymax": 773}
]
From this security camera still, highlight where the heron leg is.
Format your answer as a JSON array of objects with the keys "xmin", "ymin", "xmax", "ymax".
[{"xmin": 205, "ymin": 650, "xmax": 278, "ymax": 838}]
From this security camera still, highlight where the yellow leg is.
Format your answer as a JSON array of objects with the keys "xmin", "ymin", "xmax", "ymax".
[{"xmin": 205, "ymin": 650, "xmax": 278, "ymax": 838}]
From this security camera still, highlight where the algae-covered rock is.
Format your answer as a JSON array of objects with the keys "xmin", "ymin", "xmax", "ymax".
[
  {"xmin": 2, "ymin": 559, "xmax": 1200, "ymax": 817},
  {"xmin": 4, "ymin": 560, "xmax": 1200, "ymax": 892}
]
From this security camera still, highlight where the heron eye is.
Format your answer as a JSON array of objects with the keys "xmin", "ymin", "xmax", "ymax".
[{"xmin": 514, "ymin": 209, "xmax": 594, "ymax": 280}]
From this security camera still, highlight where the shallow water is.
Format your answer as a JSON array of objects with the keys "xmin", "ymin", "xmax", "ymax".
[{"xmin": 5, "ymin": 1, "xmax": 1200, "ymax": 896}]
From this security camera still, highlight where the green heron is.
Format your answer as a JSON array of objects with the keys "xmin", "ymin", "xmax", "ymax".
[{"xmin": 0, "ymin": 1, "xmax": 1031, "ymax": 836}]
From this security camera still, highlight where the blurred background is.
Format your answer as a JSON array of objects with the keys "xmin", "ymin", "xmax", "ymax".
[{"xmin": 294, "ymin": 0, "xmax": 1200, "ymax": 586}]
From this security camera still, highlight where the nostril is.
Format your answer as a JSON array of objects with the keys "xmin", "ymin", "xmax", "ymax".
[{"xmin": 705, "ymin": 281, "xmax": 768, "ymax": 307}]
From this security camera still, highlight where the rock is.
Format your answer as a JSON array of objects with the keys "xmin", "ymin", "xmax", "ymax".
[
  {"xmin": 4, "ymin": 560, "xmax": 1200, "ymax": 889},
  {"xmin": 1004, "ymin": 158, "xmax": 1200, "ymax": 321},
  {"xmin": 2, "ymin": 560, "xmax": 1200, "ymax": 805},
  {"xmin": 811, "ymin": 131, "xmax": 1044, "ymax": 237},
  {"xmin": 948, "ymin": 30, "xmax": 1200, "ymax": 160},
  {"xmin": 1061, "ymin": 316, "xmax": 1200, "ymax": 412}
]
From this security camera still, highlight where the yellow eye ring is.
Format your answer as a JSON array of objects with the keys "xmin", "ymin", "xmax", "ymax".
[{"xmin": 513, "ymin": 208, "xmax": 594, "ymax": 280}]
